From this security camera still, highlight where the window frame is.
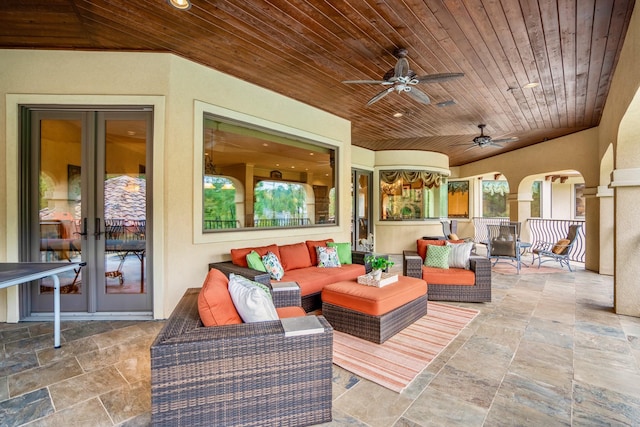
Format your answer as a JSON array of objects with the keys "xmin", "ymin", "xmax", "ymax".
[{"xmin": 194, "ymin": 101, "xmax": 341, "ymax": 242}]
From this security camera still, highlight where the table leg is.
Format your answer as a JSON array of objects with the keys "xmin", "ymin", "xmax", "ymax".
[{"xmin": 52, "ymin": 274, "xmax": 61, "ymax": 348}]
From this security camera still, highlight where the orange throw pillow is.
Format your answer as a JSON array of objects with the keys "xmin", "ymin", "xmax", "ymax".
[
  {"xmin": 198, "ymin": 269, "xmax": 242, "ymax": 326},
  {"xmin": 230, "ymin": 244, "xmax": 280, "ymax": 268},
  {"xmin": 279, "ymin": 242, "xmax": 312, "ymax": 271},
  {"xmin": 416, "ymin": 239, "xmax": 446, "ymax": 260},
  {"xmin": 552, "ymin": 239, "xmax": 571, "ymax": 254}
]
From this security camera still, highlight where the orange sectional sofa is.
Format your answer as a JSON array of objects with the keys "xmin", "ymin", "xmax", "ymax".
[
  {"xmin": 403, "ymin": 239, "xmax": 492, "ymax": 302},
  {"xmin": 209, "ymin": 239, "xmax": 369, "ymax": 311}
]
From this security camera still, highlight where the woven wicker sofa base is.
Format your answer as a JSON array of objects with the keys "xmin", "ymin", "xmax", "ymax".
[
  {"xmin": 427, "ymin": 283, "xmax": 492, "ymax": 302},
  {"xmin": 322, "ymin": 293, "xmax": 428, "ymax": 344},
  {"xmin": 151, "ymin": 288, "xmax": 333, "ymax": 427}
]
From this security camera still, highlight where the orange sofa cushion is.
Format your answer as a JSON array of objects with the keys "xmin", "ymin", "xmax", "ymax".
[
  {"xmin": 198, "ymin": 269, "xmax": 243, "ymax": 326},
  {"xmin": 276, "ymin": 306, "xmax": 307, "ymax": 318},
  {"xmin": 282, "ymin": 264, "xmax": 365, "ymax": 297},
  {"xmin": 231, "ymin": 244, "xmax": 280, "ymax": 268},
  {"xmin": 279, "ymin": 242, "xmax": 312, "ymax": 271},
  {"xmin": 416, "ymin": 239, "xmax": 466, "ymax": 261},
  {"xmin": 422, "ymin": 266, "xmax": 476, "ymax": 285},
  {"xmin": 322, "ymin": 277, "xmax": 427, "ymax": 316},
  {"xmin": 305, "ymin": 239, "xmax": 334, "ymax": 266}
]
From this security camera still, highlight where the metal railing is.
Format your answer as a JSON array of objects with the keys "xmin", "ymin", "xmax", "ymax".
[
  {"xmin": 253, "ymin": 218, "xmax": 311, "ymax": 227},
  {"xmin": 204, "ymin": 219, "xmax": 240, "ymax": 230},
  {"xmin": 528, "ymin": 218, "xmax": 586, "ymax": 263},
  {"xmin": 472, "ymin": 217, "xmax": 510, "ymax": 245}
]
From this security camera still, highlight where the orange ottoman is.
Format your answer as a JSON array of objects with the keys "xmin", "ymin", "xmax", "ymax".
[{"xmin": 321, "ymin": 276, "xmax": 428, "ymax": 343}]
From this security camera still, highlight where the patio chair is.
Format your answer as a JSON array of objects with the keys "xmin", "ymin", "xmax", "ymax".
[
  {"xmin": 441, "ymin": 219, "xmax": 473, "ymax": 242},
  {"xmin": 531, "ymin": 224, "xmax": 582, "ymax": 271},
  {"xmin": 487, "ymin": 224, "xmax": 521, "ymax": 273}
]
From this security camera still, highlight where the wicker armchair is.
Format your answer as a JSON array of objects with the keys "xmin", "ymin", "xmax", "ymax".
[
  {"xmin": 403, "ymin": 251, "xmax": 492, "ymax": 302},
  {"xmin": 151, "ymin": 288, "xmax": 333, "ymax": 426}
]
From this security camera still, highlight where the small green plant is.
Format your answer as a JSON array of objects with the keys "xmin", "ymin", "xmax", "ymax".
[{"xmin": 365, "ymin": 254, "xmax": 394, "ymax": 271}]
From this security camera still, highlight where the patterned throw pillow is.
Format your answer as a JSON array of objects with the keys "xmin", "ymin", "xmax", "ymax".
[
  {"xmin": 261, "ymin": 251, "xmax": 285, "ymax": 280},
  {"xmin": 327, "ymin": 242, "xmax": 352, "ymax": 264},
  {"xmin": 446, "ymin": 241, "xmax": 474, "ymax": 269},
  {"xmin": 425, "ymin": 244, "xmax": 451, "ymax": 269},
  {"xmin": 228, "ymin": 273, "xmax": 278, "ymax": 323},
  {"xmin": 316, "ymin": 246, "xmax": 341, "ymax": 268}
]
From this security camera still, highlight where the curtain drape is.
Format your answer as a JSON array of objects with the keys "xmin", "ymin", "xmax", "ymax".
[{"xmin": 379, "ymin": 170, "xmax": 443, "ymax": 188}]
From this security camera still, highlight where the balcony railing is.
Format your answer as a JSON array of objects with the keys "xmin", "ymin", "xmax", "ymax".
[
  {"xmin": 527, "ymin": 218, "xmax": 586, "ymax": 263},
  {"xmin": 253, "ymin": 218, "xmax": 311, "ymax": 227},
  {"xmin": 472, "ymin": 217, "xmax": 586, "ymax": 263}
]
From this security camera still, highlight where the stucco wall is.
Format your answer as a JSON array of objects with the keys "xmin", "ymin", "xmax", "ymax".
[{"xmin": 1, "ymin": 49, "xmax": 351, "ymax": 319}]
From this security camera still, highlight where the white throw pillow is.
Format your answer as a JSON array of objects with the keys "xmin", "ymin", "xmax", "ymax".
[
  {"xmin": 446, "ymin": 241, "xmax": 474, "ymax": 270},
  {"xmin": 228, "ymin": 273, "xmax": 278, "ymax": 323}
]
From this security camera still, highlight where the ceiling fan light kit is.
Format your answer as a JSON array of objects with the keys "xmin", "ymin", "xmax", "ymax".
[{"xmin": 343, "ymin": 48, "xmax": 463, "ymax": 106}]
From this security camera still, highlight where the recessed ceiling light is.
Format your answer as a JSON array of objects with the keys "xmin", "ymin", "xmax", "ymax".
[
  {"xmin": 262, "ymin": 143, "xmax": 268, "ymax": 147},
  {"xmin": 522, "ymin": 82, "xmax": 539, "ymax": 89},
  {"xmin": 393, "ymin": 112, "xmax": 403, "ymax": 118},
  {"xmin": 167, "ymin": 0, "xmax": 191, "ymax": 10},
  {"xmin": 309, "ymin": 152, "xmax": 314, "ymax": 156},
  {"xmin": 291, "ymin": 166, "xmax": 295, "ymax": 169}
]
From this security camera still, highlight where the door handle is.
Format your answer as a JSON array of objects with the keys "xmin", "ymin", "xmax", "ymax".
[
  {"xmin": 94, "ymin": 217, "xmax": 104, "ymax": 240},
  {"xmin": 79, "ymin": 218, "xmax": 89, "ymax": 239}
]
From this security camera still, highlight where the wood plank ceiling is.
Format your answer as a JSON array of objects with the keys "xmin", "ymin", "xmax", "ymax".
[{"xmin": 0, "ymin": 0, "xmax": 635, "ymax": 166}]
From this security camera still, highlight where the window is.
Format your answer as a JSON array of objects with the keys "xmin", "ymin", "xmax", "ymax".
[
  {"xmin": 531, "ymin": 181, "xmax": 541, "ymax": 218},
  {"xmin": 379, "ymin": 170, "xmax": 447, "ymax": 220},
  {"xmin": 447, "ymin": 181, "xmax": 469, "ymax": 218},
  {"xmin": 203, "ymin": 115, "xmax": 337, "ymax": 231},
  {"xmin": 254, "ymin": 181, "xmax": 309, "ymax": 227},
  {"xmin": 482, "ymin": 180, "xmax": 509, "ymax": 217},
  {"xmin": 574, "ymin": 183, "xmax": 585, "ymax": 218}
]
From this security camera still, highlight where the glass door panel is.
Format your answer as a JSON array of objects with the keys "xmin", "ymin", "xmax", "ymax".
[
  {"xmin": 96, "ymin": 112, "xmax": 151, "ymax": 312},
  {"xmin": 352, "ymin": 169, "xmax": 372, "ymax": 251},
  {"xmin": 32, "ymin": 114, "xmax": 88, "ymax": 312}
]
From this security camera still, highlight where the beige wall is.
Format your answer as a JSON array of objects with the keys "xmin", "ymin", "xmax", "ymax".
[{"xmin": 1, "ymin": 50, "xmax": 351, "ymax": 320}]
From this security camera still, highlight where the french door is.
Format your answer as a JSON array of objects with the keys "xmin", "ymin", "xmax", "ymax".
[
  {"xmin": 352, "ymin": 169, "xmax": 372, "ymax": 250},
  {"xmin": 23, "ymin": 108, "xmax": 153, "ymax": 317}
]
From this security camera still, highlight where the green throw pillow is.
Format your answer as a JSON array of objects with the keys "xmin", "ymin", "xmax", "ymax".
[
  {"xmin": 425, "ymin": 244, "xmax": 451, "ymax": 269},
  {"xmin": 246, "ymin": 250, "xmax": 267, "ymax": 272},
  {"xmin": 327, "ymin": 242, "xmax": 352, "ymax": 264}
]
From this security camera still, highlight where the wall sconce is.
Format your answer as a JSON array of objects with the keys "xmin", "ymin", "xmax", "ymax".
[{"xmin": 167, "ymin": 0, "xmax": 191, "ymax": 10}]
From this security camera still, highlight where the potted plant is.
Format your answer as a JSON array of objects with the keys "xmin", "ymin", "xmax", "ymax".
[{"xmin": 365, "ymin": 254, "xmax": 394, "ymax": 281}]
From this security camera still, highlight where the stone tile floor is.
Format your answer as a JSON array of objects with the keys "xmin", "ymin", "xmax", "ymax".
[{"xmin": 2, "ymin": 257, "xmax": 640, "ymax": 426}]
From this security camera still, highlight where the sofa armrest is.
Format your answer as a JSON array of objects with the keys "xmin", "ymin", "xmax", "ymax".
[
  {"xmin": 469, "ymin": 255, "xmax": 491, "ymax": 289},
  {"xmin": 209, "ymin": 261, "xmax": 271, "ymax": 285},
  {"xmin": 270, "ymin": 281, "xmax": 302, "ymax": 308},
  {"xmin": 403, "ymin": 250, "xmax": 423, "ymax": 278},
  {"xmin": 352, "ymin": 250, "xmax": 373, "ymax": 273},
  {"xmin": 151, "ymin": 288, "xmax": 333, "ymax": 426}
]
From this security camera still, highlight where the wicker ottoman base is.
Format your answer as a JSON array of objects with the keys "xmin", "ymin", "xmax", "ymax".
[{"xmin": 322, "ymin": 293, "xmax": 428, "ymax": 344}]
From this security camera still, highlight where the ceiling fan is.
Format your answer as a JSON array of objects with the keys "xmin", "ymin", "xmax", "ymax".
[
  {"xmin": 342, "ymin": 48, "xmax": 464, "ymax": 106},
  {"xmin": 458, "ymin": 124, "xmax": 519, "ymax": 150}
]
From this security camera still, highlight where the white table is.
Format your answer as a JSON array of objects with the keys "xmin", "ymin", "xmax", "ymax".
[{"xmin": 0, "ymin": 262, "xmax": 81, "ymax": 348}]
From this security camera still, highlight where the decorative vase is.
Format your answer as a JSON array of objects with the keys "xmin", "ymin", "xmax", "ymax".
[{"xmin": 372, "ymin": 269, "xmax": 382, "ymax": 281}]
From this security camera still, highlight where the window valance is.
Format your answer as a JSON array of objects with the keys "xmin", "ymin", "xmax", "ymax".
[{"xmin": 380, "ymin": 170, "xmax": 443, "ymax": 188}]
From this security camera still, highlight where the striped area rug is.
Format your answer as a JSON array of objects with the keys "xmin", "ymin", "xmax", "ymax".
[{"xmin": 332, "ymin": 302, "xmax": 479, "ymax": 393}]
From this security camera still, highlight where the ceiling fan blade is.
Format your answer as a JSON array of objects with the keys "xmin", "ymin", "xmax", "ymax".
[
  {"xmin": 394, "ymin": 57, "xmax": 410, "ymax": 78},
  {"xmin": 405, "ymin": 87, "xmax": 431, "ymax": 104},
  {"xmin": 367, "ymin": 87, "xmax": 394, "ymax": 106},
  {"xmin": 491, "ymin": 137, "xmax": 519, "ymax": 144},
  {"xmin": 343, "ymin": 79, "xmax": 391, "ymax": 84},
  {"xmin": 415, "ymin": 72, "xmax": 464, "ymax": 84}
]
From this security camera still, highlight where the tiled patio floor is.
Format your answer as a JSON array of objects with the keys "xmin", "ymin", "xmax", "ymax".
[{"xmin": 1, "ymin": 257, "xmax": 640, "ymax": 426}]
